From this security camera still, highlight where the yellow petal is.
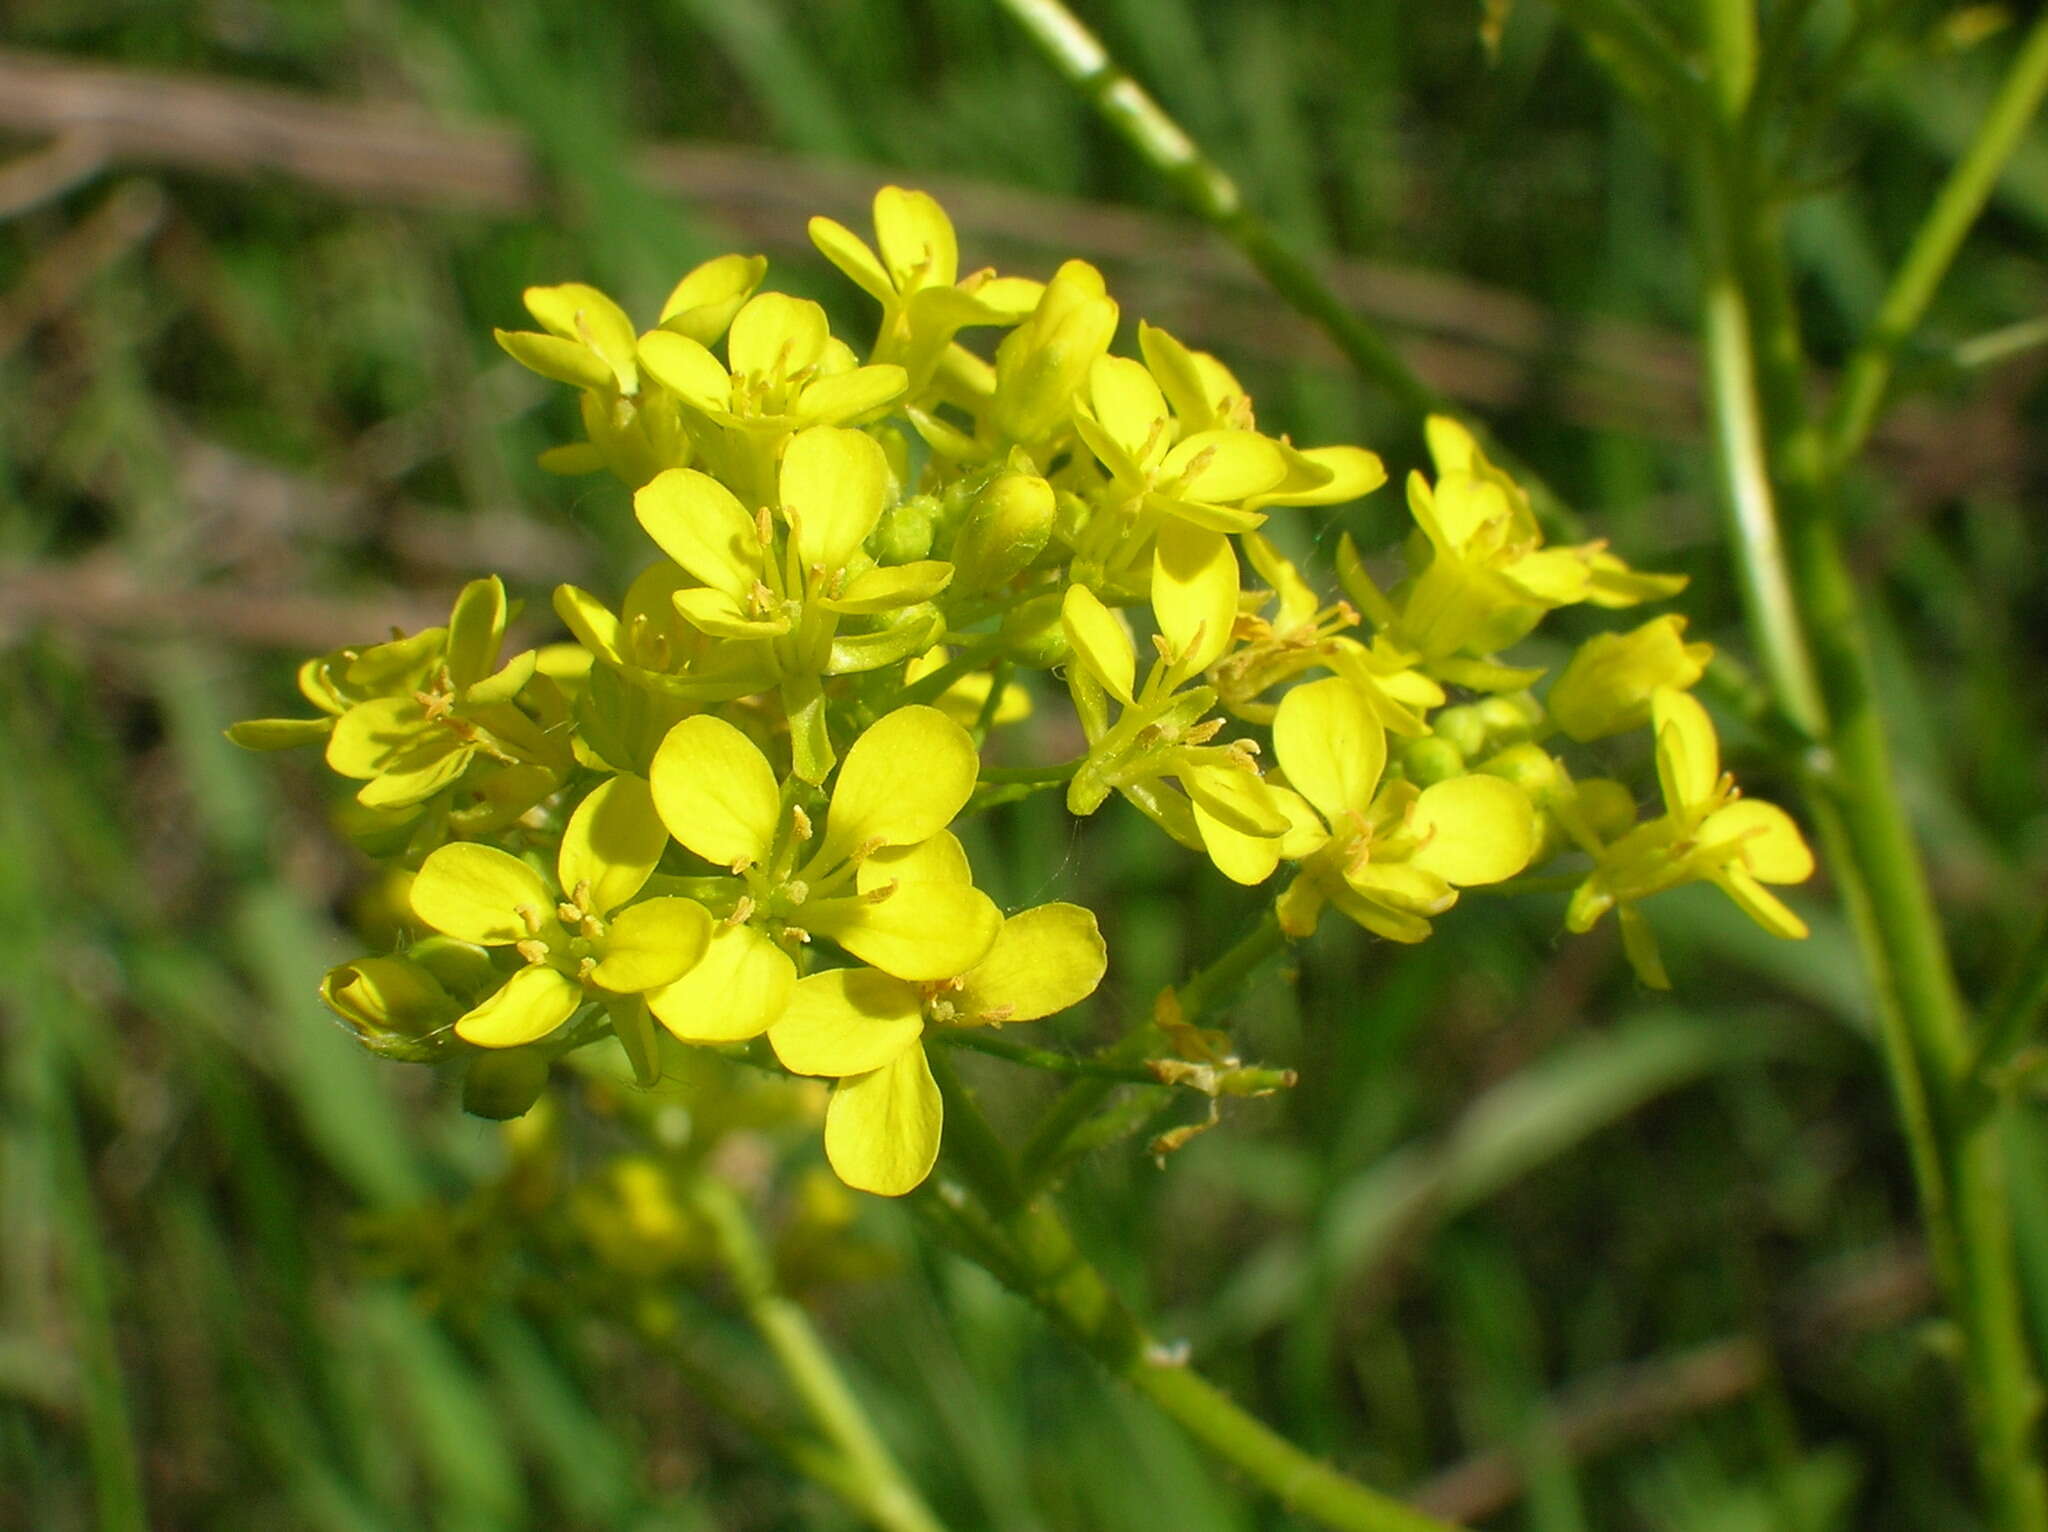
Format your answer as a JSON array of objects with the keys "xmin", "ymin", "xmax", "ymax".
[
  {"xmin": 1152, "ymin": 519, "xmax": 1239, "ymax": 680},
  {"xmin": 824, "ymin": 1048, "xmax": 942, "ymax": 1196},
  {"xmin": 1248, "ymin": 444, "xmax": 1388, "ymax": 509},
  {"xmin": 523, "ymin": 283, "xmax": 638, "ymax": 389},
  {"xmin": 635, "ymin": 469, "xmax": 759, "ymax": 597},
  {"xmin": 781, "ymin": 424, "xmax": 890, "ymax": 574},
  {"xmin": 649, "ymin": 714, "xmax": 782, "ymax": 868},
  {"xmin": 1346, "ymin": 860, "xmax": 1457, "ymax": 915},
  {"xmin": 637, "ymin": 330, "xmax": 733, "ymax": 413},
  {"xmin": 727, "ymin": 291, "xmax": 829, "ymax": 379},
  {"xmin": 1089, "ymin": 354, "xmax": 1171, "ymax": 463},
  {"xmin": 552, "ymin": 584, "xmax": 623, "ymax": 665},
  {"xmin": 1424, "ymin": 415, "xmax": 1482, "ymax": 476},
  {"xmin": 325, "ymin": 695, "xmax": 422, "ymax": 779},
  {"xmin": 494, "ymin": 329, "xmax": 614, "ymax": 391},
  {"xmin": 355, "ymin": 734, "xmax": 471, "ymax": 809},
  {"xmin": 412, "ymin": 843, "xmax": 550, "ymax": 944},
  {"xmin": 1192, "ymin": 802, "xmax": 1286, "ymax": 885},
  {"xmin": 804, "ymin": 882, "xmax": 1001, "ymax": 981},
  {"xmin": 659, "ymin": 252, "xmax": 767, "ymax": 341},
  {"xmin": 1407, "ymin": 775, "xmax": 1535, "ymax": 886},
  {"xmin": 1652, "ymin": 687, "xmax": 1720, "ymax": 814},
  {"xmin": 455, "ymin": 964, "xmax": 583, "ymax": 1048},
  {"xmin": 819, "ymin": 706, "xmax": 978, "ymax": 864},
  {"xmin": 227, "ymin": 717, "xmax": 333, "ymax": 750},
  {"xmin": 1715, "ymin": 866, "xmax": 1811, "ymax": 939},
  {"xmin": 1702, "ymin": 799, "xmax": 1814, "ymax": 884},
  {"xmin": 955, "ymin": 904, "xmax": 1106, "ymax": 1023},
  {"xmin": 557, "ymin": 775, "xmax": 667, "ymax": 916},
  {"xmin": 816, "ymin": 561, "xmax": 954, "ymax": 614},
  {"xmin": 670, "ymin": 586, "xmax": 790, "ymax": 640},
  {"xmin": 1273, "ymin": 677, "xmax": 1385, "ymax": 823},
  {"xmin": 856, "ymin": 830, "xmax": 974, "ymax": 894},
  {"xmin": 768, "ymin": 967, "xmax": 923, "ymax": 1076},
  {"xmin": 1178, "ymin": 761, "xmax": 1288, "ymax": 838},
  {"xmin": 1060, "ymin": 584, "xmax": 1136, "ymax": 705},
  {"xmin": 589, "ymin": 897, "xmax": 712, "ymax": 993},
  {"xmin": 796, "ymin": 365, "xmax": 907, "ymax": 426},
  {"xmin": 874, "ymin": 186, "xmax": 959, "ymax": 290},
  {"xmin": 444, "ymin": 576, "xmax": 507, "ymax": 690},
  {"xmin": 809, "ymin": 216, "xmax": 895, "ymax": 303},
  {"xmin": 646, "ymin": 921, "xmax": 797, "ymax": 1042},
  {"xmin": 1161, "ymin": 429, "xmax": 1287, "ymax": 503}
]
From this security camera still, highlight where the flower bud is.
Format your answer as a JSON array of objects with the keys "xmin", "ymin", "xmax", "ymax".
[
  {"xmin": 1474, "ymin": 694, "xmax": 1541, "ymax": 748},
  {"xmin": 1432, "ymin": 704, "xmax": 1488, "ymax": 759},
  {"xmin": 1571, "ymin": 777, "xmax": 1639, "ymax": 840},
  {"xmin": 320, "ymin": 956, "xmax": 460, "ymax": 1055},
  {"xmin": 949, "ymin": 474, "xmax": 1054, "ymax": 594},
  {"xmin": 871, "ymin": 494, "xmax": 937, "ymax": 564},
  {"xmin": 463, "ymin": 1048, "xmax": 552, "ymax": 1120},
  {"xmin": 1477, "ymin": 742, "xmax": 1561, "ymax": 799},
  {"xmin": 999, "ymin": 592, "xmax": 1071, "ymax": 668},
  {"xmin": 1400, "ymin": 735, "xmax": 1465, "ymax": 786},
  {"xmin": 1548, "ymin": 616, "xmax": 1712, "ymax": 742}
]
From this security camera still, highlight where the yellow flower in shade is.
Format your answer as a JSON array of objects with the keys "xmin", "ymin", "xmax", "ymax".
[
  {"xmin": 1565, "ymin": 688, "xmax": 1814, "ymax": 988},
  {"xmin": 304, "ymin": 577, "xmax": 567, "ymax": 814},
  {"xmin": 1060, "ymin": 525, "xmax": 1295, "ymax": 885},
  {"xmin": 408, "ymin": 775, "xmax": 712, "ymax": 1051},
  {"xmin": 646, "ymin": 704, "xmax": 1001, "ymax": 1049},
  {"xmin": 1270, "ymin": 677, "xmax": 1535, "ymax": 941},
  {"xmin": 766, "ymin": 833, "xmax": 1108, "ymax": 1195},
  {"xmin": 810, "ymin": 185, "xmax": 1043, "ymax": 394}
]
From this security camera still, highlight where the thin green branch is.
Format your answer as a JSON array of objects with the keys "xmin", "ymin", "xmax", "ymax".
[
  {"xmin": 1546, "ymin": 0, "xmax": 1705, "ymax": 107},
  {"xmin": 686, "ymin": 1175, "xmax": 945, "ymax": 1532},
  {"xmin": 1826, "ymin": 11, "xmax": 2048, "ymax": 469},
  {"xmin": 990, "ymin": 0, "xmax": 1583, "ymax": 536},
  {"xmin": 1686, "ymin": 97, "xmax": 2048, "ymax": 1532},
  {"xmin": 1969, "ymin": 907, "xmax": 2048, "ymax": 1092},
  {"xmin": 926, "ymin": 1050, "xmax": 1462, "ymax": 1532}
]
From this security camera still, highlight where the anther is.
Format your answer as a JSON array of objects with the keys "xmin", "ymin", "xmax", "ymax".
[
  {"xmin": 515, "ymin": 938, "xmax": 549, "ymax": 966},
  {"xmin": 515, "ymin": 903, "xmax": 546, "ymax": 937},
  {"xmin": 789, "ymin": 805, "xmax": 813, "ymax": 842}
]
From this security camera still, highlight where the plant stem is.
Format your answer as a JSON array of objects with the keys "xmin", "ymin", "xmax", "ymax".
[
  {"xmin": 1019, "ymin": 906, "xmax": 1289, "ymax": 1181},
  {"xmin": 1969, "ymin": 907, "xmax": 2048, "ymax": 1090},
  {"xmin": 989, "ymin": 0, "xmax": 1581, "ymax": 535},
  {"xmin": 1825, "ymin": 11, "xmax": 2048, "ymax": 469},
  {"xmin": 687, "ymin": 1175, "xmax": 945, "ymax": 1532},
  {"xmin": 1686, "ymin": 65, "xmax": 2048, "ymax": 1531},
  {"xmin": 926, "ymin": 1050, "xmax": 1462, "ymax": 1532},
  {"xmin": 1547, "ymin": 0, "xmax": 1705, "ymax": 108}
]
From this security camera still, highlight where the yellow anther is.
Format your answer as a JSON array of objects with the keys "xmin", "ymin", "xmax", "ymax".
[
  {"xmin": 556, "ymin": 901, "xmax": 582, "ymax": 926},
  {"xmin": 783, "ymin": 879, "xmax": 809, "ymax": 906},
  {"xmin": 515, "ymin": 903, "xmax": 546, "ymax": 937},
  {"xmin": 575, "ymin": 954, "xmax": 598, "ymax": 982},
  {"xmin": 515, "ymin": 938, "xmax": 550, "ymax": 966},
  {"xmin": 789, "ymin": 804, "xmax": 813, "ymax": 842},
  {"xmin": 726, "ymin": 895, "xmax": 756, "ymax": 927},
  {"xmin": 861, "ymin": 879, "xmax": 898, "ymax": 905},
  {"xmin": 755, "ymin": 505, "xmax": 774, "ymax": 547}
]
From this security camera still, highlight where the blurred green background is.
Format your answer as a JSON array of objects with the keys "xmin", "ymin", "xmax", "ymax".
[{"xmin": 2, "ymin": 1, "xmax": 2045, "ymax": 1528}]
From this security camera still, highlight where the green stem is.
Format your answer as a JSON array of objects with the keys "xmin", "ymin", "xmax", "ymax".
[
  {"xmin": 1824, "ymin": 11, "xmax": 2048, "ymax": 469},
  {"xmin": 1019, "ymin": 907, "xmax": 1289, "ymax": 1181},
  {"xmin": 990, "ymin": 0, "xmax": 1581, "ymax": 536},
  {"xmin": 936, "ymin": 1030, "xmax": 1167, "ymax": 1083},
  {"xmin": 926, "ymin": 1050, "xmax": 1461, "ymax": 1532},
  {"xmin": 1970, "ymin": 907, "xmax": 2048, "ymax": 1090},
  {"xmin": 687, "ymin": 1175, "xmax": 945, "ymax": 1532},
  {"xmin": 1546, "ymin": 0, "xmax": 1705, "ymax": 108},
  {"xmin": 976, "ymin": 758, "xmax": 1085, "ymax": 784},
  {"xmin": 1687, "ymin": 87, "xmax": 2048, "ymax": 1532}
]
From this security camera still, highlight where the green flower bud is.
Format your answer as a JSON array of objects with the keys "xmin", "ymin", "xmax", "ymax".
[
  {"xmin": 871, "ymin": 495, "xmax": 937, "ymax": 564},
  {"xmin": 1401, "ymin": 735, "xmax": 1466, "ymax": 786},
  {"xmin": 1571, "ymin": 777, "xmax": 1639, "ymax": 840},
  {"xmin": 463, "ymin": 1048, "xmax": 552, "ymax": 1120},
  {"xmin": 950, "ymin": 473, "xmax": 1055, "ymax": 594},
  {"xmin": 320, "ymin": 955, "xmax": 461, "ymax": 1057},
  {"xmin": 1548, "ymin": 616, "xmax": 1712, "ymax": 742},
  {"xmin": 999, "ymin": 592, "xmax": 1071, "ymax": 668},
  {"xmin": 1474, "ymin": 695, "xmax": 1539, "ymax": 748},
  {"xmin": 1477, "ymin": 742, "xmax": 1561, "ymax": 799},
  {"xmin": 1433, "ymin": 704, "xmax": 1488, "ymax": 759}
]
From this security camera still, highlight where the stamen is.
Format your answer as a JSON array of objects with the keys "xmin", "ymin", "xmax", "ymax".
[
  {"xmin": 726, "ymin": 896, "xmax": 756, "ymax": 927},
  {"xmin": 789, "ymin": 804, "xmax": 813, "ymax": 842},
  {"xmin": 515, "ymin": 903, "xmax": 545, "ymax": 937},
  {"xmin": 515, "ymin": 938, "xmax": 549, "ymax": 966}
]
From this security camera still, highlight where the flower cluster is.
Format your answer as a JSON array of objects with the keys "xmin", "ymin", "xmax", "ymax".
[{"xmin": 236, "ymin": 188, "xmax": 1815, "ymax": 1196}]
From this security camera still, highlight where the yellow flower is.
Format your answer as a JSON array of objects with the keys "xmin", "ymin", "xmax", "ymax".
[
  {"xmin": 1060, "ymin": 527, "xmax": 1296, "ymax": 885},
  {"xmin": 765, "ymin": 833, "xmax": 1107, "ymax": 1195},
  {"xmin": 810, "ymin": 185, "xmax": 1043, "ymax": 394},
  {"xmin": 1270, "ymin": 677, "xmax": 1535, "ymax": 941},
  {"xmin": 408, "ymin": 775, "xmax": 712, "ymax": 1049},
  {"xmin": 645, "ymin": 704, "xmax": 1002, "ymax": 1048},
  {"xmin": 1565, "ymin": 688, "xmax": 1814, "ymax": 987},
  {"xmin": 1548, "ymin": 616, "xmax": 1714, "ymax": 742}
]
